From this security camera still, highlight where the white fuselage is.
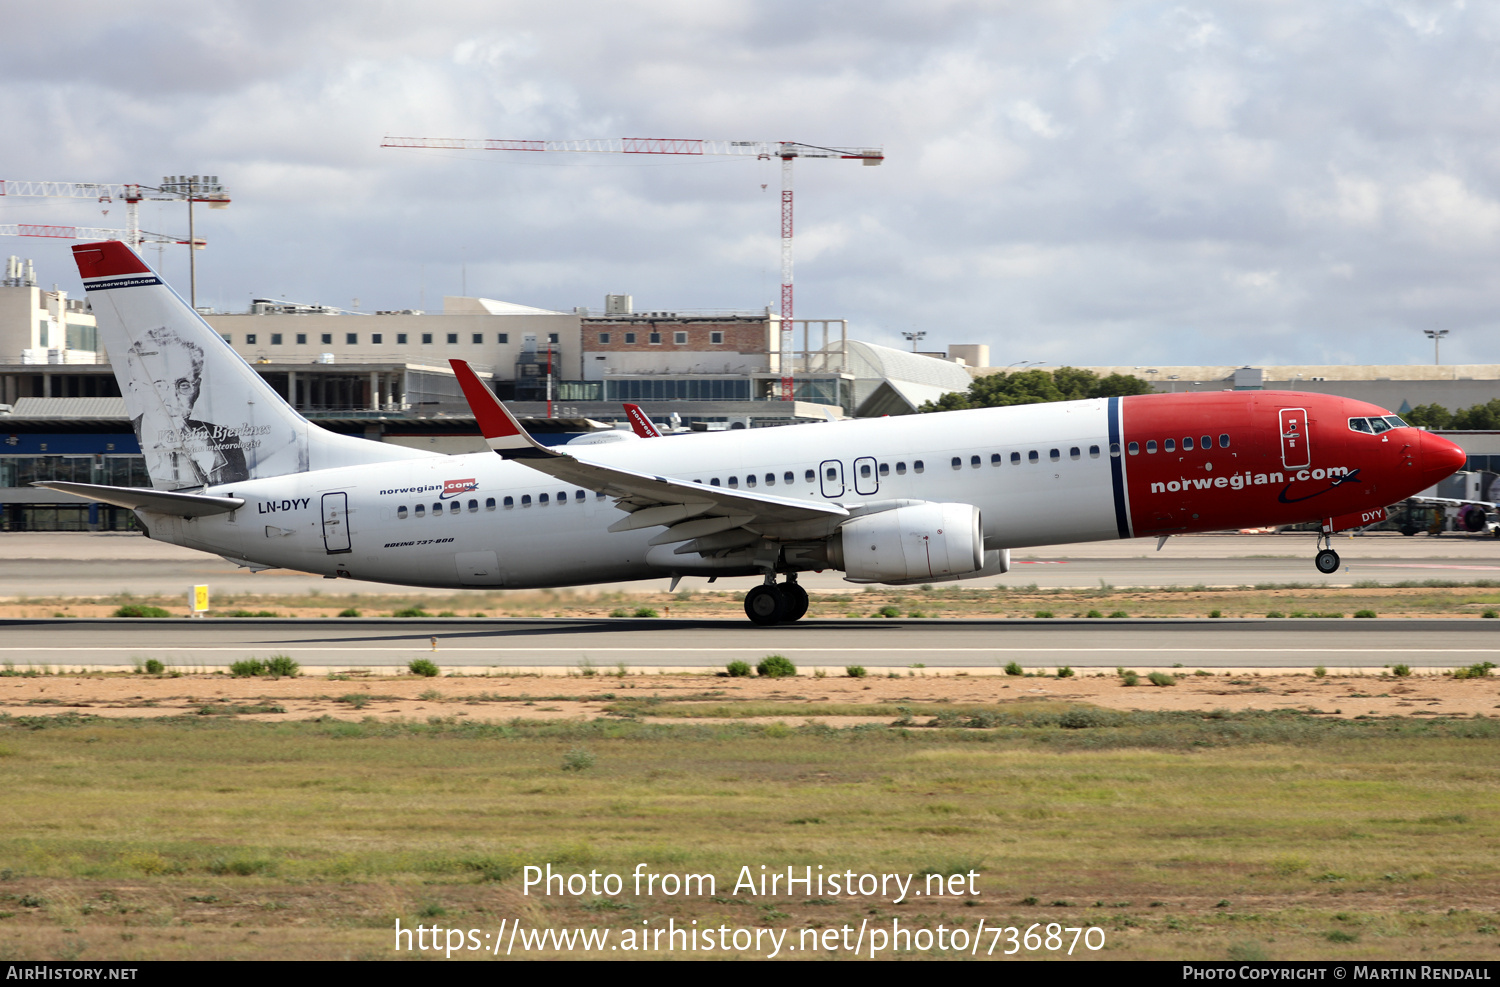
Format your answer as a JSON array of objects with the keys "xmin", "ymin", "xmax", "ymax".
[{"xmin": 147, "ymin": 401, "xmax": 1121, "ymax": 588}]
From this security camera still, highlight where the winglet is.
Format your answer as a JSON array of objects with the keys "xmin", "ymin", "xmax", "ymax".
[
  {"xmin": 624, "ymin": 404, "xmax": 662, "ymax": 438},
  {"xmin": 449, "ymin": 359, "xmax": 555, "ymax": 459}
]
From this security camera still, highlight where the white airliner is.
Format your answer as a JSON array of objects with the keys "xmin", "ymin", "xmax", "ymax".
[{"xmin": 41, "ymin": 242, "xmax": 1467, "ymax": 624}]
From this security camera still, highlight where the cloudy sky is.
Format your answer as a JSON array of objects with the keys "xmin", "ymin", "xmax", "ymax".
[{"xmin": 3, "ymin": 0, "xmax": 1497, "ymax": 367}]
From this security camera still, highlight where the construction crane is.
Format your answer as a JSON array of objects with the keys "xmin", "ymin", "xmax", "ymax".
[
  {"xmin": 0, "ymin": 224, "xmax": 196, "ymax": 246},
  {"xmin": 0, "ymin": 177, "xmax": 229, "ymax": 307},
  {"xmin": 380, "ymin": 136, "xmax": 883, "ymax": 400}
]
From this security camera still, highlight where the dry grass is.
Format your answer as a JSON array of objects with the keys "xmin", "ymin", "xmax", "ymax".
[{"xmin": 0, "ymin": 709, "xmax": 1498, "ymax": 959}]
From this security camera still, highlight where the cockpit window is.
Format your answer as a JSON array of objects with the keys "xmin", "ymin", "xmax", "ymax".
[
  {"xmin": 1348, "ymin": 417, "xmax": 1373, "ymax": 433},
  {"xmin": 1385, "ymin": 415, "xmax": 1408, "ymax": 429},
  {"xmin": 1368, "ymin": 417, "xmax": 1392, "ymax": 434}
]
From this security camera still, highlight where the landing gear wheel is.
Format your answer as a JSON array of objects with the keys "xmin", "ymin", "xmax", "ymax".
[
  {"xmin": 744, "ymin": 584, "xmax": 787, "ymax": 626},
  {"xmin": 780, "ymin": 582, "xmax": 809, "ymax": 622},
  {"xmin": 1315, "ymin": 549, "xmax": 1340, "ymax": 574}
]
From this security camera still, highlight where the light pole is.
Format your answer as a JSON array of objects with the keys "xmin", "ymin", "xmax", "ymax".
[
  {"xmin": 901, "ymin": 331, "xmax": 927, "ymax": 353},
  {"xmin": 159, "ymin": 175, "xmax": 229, "ymax": 312},
  {"xmin": 1424, "ymin": 329, "xmax": 1449, "ymax": 365}
]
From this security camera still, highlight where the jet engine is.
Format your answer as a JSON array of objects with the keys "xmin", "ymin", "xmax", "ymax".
[{"xmin": 827, "ymin": 502, "xmax": 983, "ymax": 582}]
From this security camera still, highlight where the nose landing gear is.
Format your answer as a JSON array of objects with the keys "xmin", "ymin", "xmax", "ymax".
[
  {"xmin": 1314, "ymin": 531, "xmax": 1340, "ymax": 574},
  {"xmin": 743, "ymin": 574, "xmax": 809, "ymax": 626}
]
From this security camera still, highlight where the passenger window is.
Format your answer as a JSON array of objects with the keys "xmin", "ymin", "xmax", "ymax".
[
  {"xmin": 1146, "ymin": 441, "xmax": 1157, "ymax": 454},
  {"xmin": 575, "ymin": 490, "xmax": 586, "ymax": 501},
  {"xmin": 766, "ymin": 473, "xmax": 776, "ymax": 485},
  {"xmin": 521, "ymin": 495, "xmax": 532, "ymax": 507},
  {"xmin": 1219, "ymin": 433, "xmax": 1231, "ymax": 448},
  {"xmin": 415, "ymin": 504, "xmax": 425, "ymax": 517},
  {"xmin": 952, "ymin": 457, "xmax": 963, "ymax": 470},
  {"xmin": 1089, "ymin": 445, "xmax": 1100, "ymax": 458},
  {"xmin": 1163, "ymin": 439, "xmax": 1175, "ymax": 452},
  {"xmin": 970, "ymin": 455, "xmax": 981, "ymax": 468},
  {"xmin": 990, "ymin": 453, "xmax": 1001, "ymax": 466},
  {"xmin": 1028, "ymin": 450, "xmax": 1039, "ymax": 463},
  {"xmin": 539, "ymin": 493, "xmax": 549, "ymax": 505},
  {"xmin": 1128, "ymin": 442, "xmax": 1139, "ymax": 455},
  {"xmin": 558, "ymin": 491, "xmax": 567, "ymax": 503},
  {"xmin": 1010, "ymin": 452, "xmax": 1020, "ymax": 465},
  {"xmin": 449, "ymin": 501, "xmax": 459, "ymax": 515},
  {"xmin": 1183, "ymin": 436, "xmax": 1194, "ymax": 450},
  {"xmin": 433, "ymin": 502, "xmax": 442, "ymax": 514},
  {"xmin": 914, "ymin": 460, "xmax": 925, "ymax": 473},
  {"xmin": 397, "ymin": 506, "xmax": 408, "ymax": 519},
  {"xmin": 1110, "ymin": 442, "xmax": 1121, "ymax": 457},
  {"xmin": 746, "ymin": 474, "xmax": 757, "ymax": 488},
  {"xmin": 805, "ymin": 469, "xmax": 815, "ymax": 482},
  {"xmin": 860, "ymin": 463, "xmax": 872, "ymax": 477},
  {"xmin": 729, "ymin": 476, "xmax": 739, "ymax": 488},
  {"xmin": 500, "ymin": 497, "xmax": 511, "ymax": 509},
  {"xmin": 784, "ymin": 472, "xmax": 795, "ymax": 483},
  {"xmin": 467, "ymin": 499, "xmax": 478, "ymax": 513},
  {"xmin": 711, "ymin": 478, "xmax": 721, "ymax": 487},
  {"xmin": 896, "ymin": 462, "xmax": 907, "ymax": 475},
  {"xmin": 1201, "ymin": 435, "xmax": 1212, "ymax": 449},
  {"xmin": 1070, "ymin": 447, "xmax": 1080, "ymax": 460},
  {"xmin": 879, "ymin": 463, "xmax": 889, "ymax": 476},
  {"xmin": 1049, "ymin": 448, "xmax": 1060, "ymax": 462},
  {"xmin": 596, "ymin": 491, "xmax": 606, "ymax": 500}
]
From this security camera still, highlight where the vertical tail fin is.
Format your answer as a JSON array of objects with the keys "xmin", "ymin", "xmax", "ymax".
[{"xmin": 73, "ymin": 241, "xmax": 434, "ymax": 489}]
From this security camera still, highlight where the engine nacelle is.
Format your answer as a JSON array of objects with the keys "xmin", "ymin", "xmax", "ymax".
[{"xmin": 829, "ymin": 502, "xmax": 983, "ymax": 582}]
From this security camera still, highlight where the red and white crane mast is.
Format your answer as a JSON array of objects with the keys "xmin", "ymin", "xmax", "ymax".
[{"xmin": 380, "ymin": 136, "xmax": 882, "ymax": 400}]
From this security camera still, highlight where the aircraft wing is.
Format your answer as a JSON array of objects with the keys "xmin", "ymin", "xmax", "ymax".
[{"xmin": 450, "ymin": 361, "xmax": 847, "ymax": 535}]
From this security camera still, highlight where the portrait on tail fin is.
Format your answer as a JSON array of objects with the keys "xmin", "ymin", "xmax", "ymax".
[{"xmin": 126, "ymin": 326, "xmax": 250, "ymax": 486}]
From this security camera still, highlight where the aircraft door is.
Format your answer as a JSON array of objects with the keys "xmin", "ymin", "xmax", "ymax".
[
  {"xmin": 1279, "ymin": 408, "xmax": 1310, "ymax": 470},
  {"xmin": 853, "ymin": 456, "xmax": 879, "ymax": 496},
  {"xmin": 321, "ymin": 491, "xmax": 352, "ymax": 554},
  {"xmin": 819, "ymin": 459, "xmax": 845, "ymax": 498}
]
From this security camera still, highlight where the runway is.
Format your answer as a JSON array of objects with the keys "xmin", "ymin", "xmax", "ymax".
[
  {"xmin": 1, "ymin": 531, "xmax": 1499, "ymax": 598},
  {"xmin": 5, "ymin": 616, "xmax": 1496, "ymax": 670}
]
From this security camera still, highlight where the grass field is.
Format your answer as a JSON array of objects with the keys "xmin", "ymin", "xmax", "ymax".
[{"xmin": 2, "ymin": 707, "xmax": 1499, "ymax": 960}]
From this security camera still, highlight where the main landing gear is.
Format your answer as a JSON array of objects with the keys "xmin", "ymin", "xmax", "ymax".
[
  {"xmin": 1314, "ymin": 531, "xmax": 1340, "ymax": 574},
  {"xmin": 744, "ymin": 574, "xmax": 809, "ymax": 626}
]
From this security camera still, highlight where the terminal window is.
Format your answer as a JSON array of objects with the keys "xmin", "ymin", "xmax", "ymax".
[
  {"xmin": 472, "ymin": 333, "xmax": 483, "ymax": 344},
  {"xmin": 447, "ymin": 333, "xmax": 458, "ymax": 344},
  {"xmin": 296, "ymin": 333, "xmax": 307, "ymax": 345},
  {"xmin": 372, "ymin": 333, "xmax": 382, "ymax": 344},
  {"xmin": 710, "ymin": 331, "xmax": 724, "ymax": 344},
  {"xmin": 422, "ymin": 333, "xmax": 433, "ymax": 345},
  {"xmin": 245, "ymin": 334, "xmax": 256, "ymax": 345},
  {"xmin": 498, "ymin": 333, "xmax": 508, "ymax": 344},
  {"xmin": 674, "ymin": 331, "xmax": 687, "ymax": 344},
  {"xmin": 346, "ymin": 333, "xmax": 357, "ymax": 345},
  {"xmin": 321, "ymin": 333, "xmax": 332, "ymax": 345},
  {"xmin": 396, "ymin": 333, "xmax": 408, "ymax": 345},
  {"xmin": 270, "ymin": 334, "xmax": 282, "ymax": 345}
]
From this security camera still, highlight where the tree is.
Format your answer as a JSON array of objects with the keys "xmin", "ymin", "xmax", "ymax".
[
  {"xmin": 919, "ymin": 366, "xmax": 1152, "ymax": 412},
  {"xmin": 1404, "ymin": 403, "xmax": 1453, "ymax": 429}
]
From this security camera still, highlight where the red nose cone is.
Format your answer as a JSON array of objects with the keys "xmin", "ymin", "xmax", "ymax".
[{"xmin": 1419, "ymin": 430, "xmax": 1468, "ymax": 484}]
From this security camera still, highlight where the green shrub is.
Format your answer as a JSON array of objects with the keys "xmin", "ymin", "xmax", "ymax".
[
  {"xmin": 1033, "ymin": 610, "xmax": 1055, "ymax": 619},
  {"xmin": 726, "ymin": 661, "xmax": 752, "ymax": 678},
  {"xmin": 1085, "ymin": 610, "xmax": 1103, "ymax": 618},
  {"xmin": 1313, "ymin": 665, "xmax": 1327, "ymax": 678},
  {"xmin": 1208, "ymin": 609, "xmax": 1222, "ymax": 618},
  {"xmin": 631, "ymin": 607, "xmax": 659, "ymax": 618},
  {"xmin": 114, "ymin": 604, "xmax": 170, "ymax": 618},
  {"xmin": 1266, "ymin": 611, "xmax": 1285, "ymax": 619},
  {"xmin": 1354, "ymin": 610, "xmax": 1377, "ymax": 619},
  {"xmin": 408, "ymin": 658, "xmax": 440, "ymax": 677},
  {"xmin": 1454, "ymin": 661, "xmax": 1496, "ymax": 680},
  {"xmin": 1108, "ymin": 610, "xmax": 1129, "ymax": 618},
  {"xmin": 561, "ymin": 747, "xmax": 596, "ymax": 772},
  {"xmin": 264, "ymin": 654, "xmax": 299, "ymax": 677},
  {"xmin": 875, "ymin": 605, "xmax": 901, "ymax": 618},
  {"xmin": 392, "ymin": 607, "xmax": 431, "ymax": 618},
  {"xmin": 1056, "ymin": 666, "xmax": 1075, "ymax": 678},
  {"xmin": 228, "ymin": 659, "xmax": 265, "ymax": 678},
  {"xmin": 1484, "ymin": 610, "xmax": 1498, "ymax": 619},
  {"xmin": 1059, "ymin": 707, "xmax": 1109, "ymax": 729},
  {"xmin": 1325, "ymin": 930, "xmax": 1359, "ymax": 944},
  {"xmin": 1004, "ymin": 661, "xmax": 1023, "ymax": 676},
  {"xmin": 437, "ymin": 611, "xmax": 458, "ymax": 618},
  {"xmin": 609, "ymin": 609, "xmax": 630, "ymax": 618},
  {"xmin": 142, "ymin": 659, "xmax": 165, "ymax": 675},
  {"xmin": 846, "ymin": 665, "xmax": 867, "ymax": 678},
  {"xmin": 757, "ymin": 654, "xmax": 797, "ymax": 678},
  {"xmin": 1121, "ymin": 670, "xmax": 1139, "ymax": 687},
  {"xmin": 337, "ymin": 608, "xmax": 361, "ymax": 618},
  {"xmin": 1147, "ymin": 671, "xmax": 1176, "ymax": 687},
  {"xmin": 1392, "ymin": 664, "xmax": 1412, "ymax": 677}
]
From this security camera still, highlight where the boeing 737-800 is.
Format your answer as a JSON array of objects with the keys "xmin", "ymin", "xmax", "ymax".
[{"xmin": 40, "ymin": 241, "xmax": 1467, "ymax": 624}]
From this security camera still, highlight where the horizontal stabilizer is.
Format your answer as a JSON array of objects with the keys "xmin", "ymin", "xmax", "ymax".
[{"xmin": 34, "ymin": 481, "xmax": 244, "ymax": 517}]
